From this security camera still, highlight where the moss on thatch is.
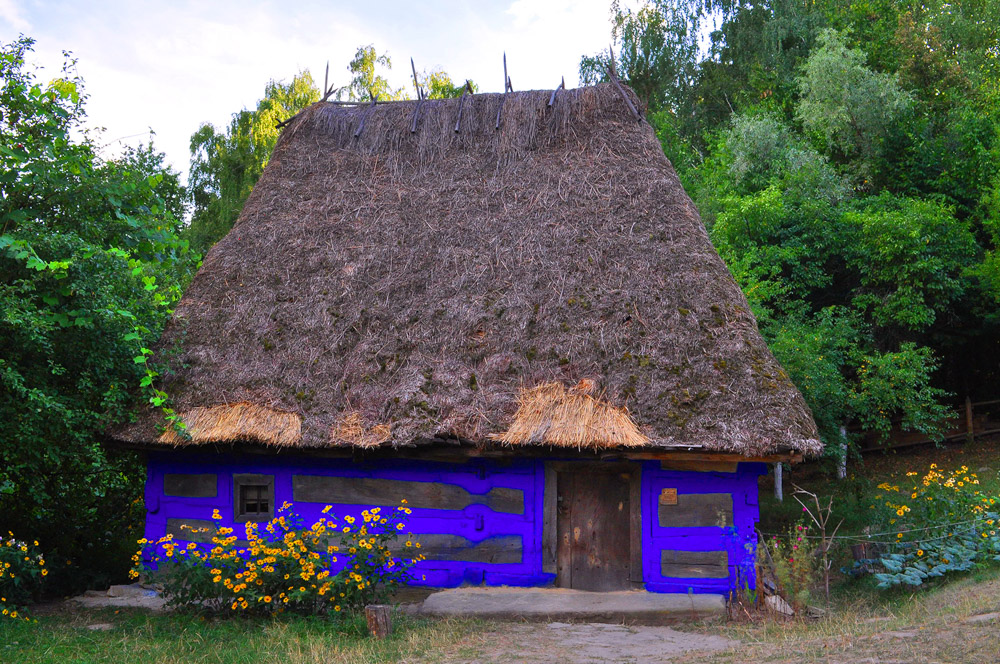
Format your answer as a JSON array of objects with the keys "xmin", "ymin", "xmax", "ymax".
[{"xmin": 112, "ymin": 84, "xmax": 821, "ymax": 457}]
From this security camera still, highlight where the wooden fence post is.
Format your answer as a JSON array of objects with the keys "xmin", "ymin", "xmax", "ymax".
[
  {"xmin": 774, "ymin": 463, "xmax": 783, "ymax": 502},
  {"xmin": 966, "ymin": 396, "xmax": 975, "ymax": 444}
]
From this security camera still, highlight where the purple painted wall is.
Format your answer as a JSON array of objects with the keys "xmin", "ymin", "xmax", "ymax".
[
  {"xmin": 144, "ymin": 452, "xmax": 765, "ymax": 593},
  {"xmin": 642, "ymin": 461, "xmax": 767, "ymax": 594}
]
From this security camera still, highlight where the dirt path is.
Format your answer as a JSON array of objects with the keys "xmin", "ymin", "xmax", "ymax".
[{"xmin": 417, "ymin": 621, "xmax": 737, "ymax": 664}]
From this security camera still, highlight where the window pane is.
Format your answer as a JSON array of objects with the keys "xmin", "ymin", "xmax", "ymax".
[{"xmin": 239, "ymin": 483, "xmax": 271, "ymax": 516}]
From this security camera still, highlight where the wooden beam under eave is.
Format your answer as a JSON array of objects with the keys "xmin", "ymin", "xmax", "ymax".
[
  {"xmin": 618, "ymin": 450, "xmax": 805, "ymax": 465},
  {"xmin": 109, "ymin": 437, "xmax": 806, "ymax": 465}
]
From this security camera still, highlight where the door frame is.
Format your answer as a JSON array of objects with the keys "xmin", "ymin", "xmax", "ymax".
[{"xmin": 542, "ymin": 460, "xmax": 643, "ymax": 589}]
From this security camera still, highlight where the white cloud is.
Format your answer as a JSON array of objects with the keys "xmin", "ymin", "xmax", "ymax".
[{"xmin": 0, "ymin": 0, "xmax": 30, "ymax": 32}]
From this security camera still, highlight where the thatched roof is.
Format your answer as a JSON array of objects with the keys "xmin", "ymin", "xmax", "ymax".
[{"xmin": 112, "ymin": 84, "xmax": 821, "ymax": 457}]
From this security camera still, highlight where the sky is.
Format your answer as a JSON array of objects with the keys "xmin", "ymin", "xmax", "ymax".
[{"xmin": 0, "ymin": 0, "xmax": 618, "ymax": 181}]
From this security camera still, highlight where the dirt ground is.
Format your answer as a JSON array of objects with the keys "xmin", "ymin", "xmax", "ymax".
[{"xmin": 414, "ymin": 621, "xmax": 737, "ymax": 663}]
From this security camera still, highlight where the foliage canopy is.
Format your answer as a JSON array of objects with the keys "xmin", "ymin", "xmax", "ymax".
[
  {"xmin": 0, "ymin": 37, "xmax": 196, "ymax": 591},
  {"xmin": 583, "ymin": 0, "xmax": 1000, "ymax": 459}
]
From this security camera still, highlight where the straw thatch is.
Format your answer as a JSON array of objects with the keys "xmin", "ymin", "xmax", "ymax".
[
  {"xmin": 111, "ymin": 84, "xmax": 821, "ymax": 457},
  {"xmin": 156, "ymin": 403, "xmax": 301, "ymax": 447},
  {"xmin": 488, "ymin": 380, "xmax": 646, "ymax": 449}
]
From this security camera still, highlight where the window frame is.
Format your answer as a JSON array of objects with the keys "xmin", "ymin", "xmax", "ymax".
[{"xmin": 232, "ymin": 473, "xmax": 275, "ymax": 523}]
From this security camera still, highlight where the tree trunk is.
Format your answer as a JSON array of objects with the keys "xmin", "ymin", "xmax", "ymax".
[
  {"xmin": 837, "ymin": 426, "xmax": 847, "ymax": 480},
  {"xmin": 365, "ymin": 604, "xmax": 392, "ymax": 639}
]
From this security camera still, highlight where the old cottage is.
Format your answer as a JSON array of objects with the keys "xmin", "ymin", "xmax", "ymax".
[{"xmin": 110, "ymin": 83, "xmax": 821, "ymax": 595}]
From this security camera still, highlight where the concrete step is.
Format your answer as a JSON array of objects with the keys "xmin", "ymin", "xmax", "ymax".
[{"xmin": 417, "ymin": 587, "xmax": 726, "ymax": 625}]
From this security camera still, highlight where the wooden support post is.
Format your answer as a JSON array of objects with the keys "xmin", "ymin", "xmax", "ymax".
[
  {"xmin": 365, "ymin": 604, "xmax": 392, "ymax": 639},
  {"xmin": 454, "ymin": 89, "xmax": 468, "ymax": 133},
  {"xmin": 496, "ymin": 53, "xmax": 509, "ymax": 130},
  {"xmin": 966, "ymin": 396, "xmax": 975, "ymax": 444},
  {"xmin": 774, "ymin": 462, "xmax": 783, "ymax": 502},
  {"xmin": 548, "ymin": 77, "xmax": 564, "ymax": 107},
  {"xmin": 410, "ymin": 57, "xmax": 423, "ymax": 101},
  {"xmin": 410, "ymin": 98, "xmax": 424, "ymax": 133},
  {"xmin": 607, "ymin": 48, "xmax": 641, "ymax": 121},
  {"xmin": 354, "ymin": 94, "xmax": 377, "ymax": 138}
]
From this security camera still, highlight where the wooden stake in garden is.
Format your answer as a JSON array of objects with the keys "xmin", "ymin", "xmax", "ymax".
[
  {"xmin": 791, "ymin": 484, "xmax": 843, "ymax": 604},
  {"xmin": 365, "ymin": 604, "xmax": 392, "ymax": 639}
]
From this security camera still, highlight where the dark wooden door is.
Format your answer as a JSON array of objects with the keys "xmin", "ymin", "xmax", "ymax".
[{"xmin": 555, "ymin": 469, "xmax": 632, "ymax": 591}]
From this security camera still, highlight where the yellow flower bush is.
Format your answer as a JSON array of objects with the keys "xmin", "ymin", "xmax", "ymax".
[
  {"xmin": 132, "ymin": 501, "xmax": 424, "ymax": 615},
  {"xmin": 873, "ymin": 464, "xmax": 1000, "ymax": 588},
  {"xmin": 1, "ymin": 532, "xmax": 45, "ymax": 622}
]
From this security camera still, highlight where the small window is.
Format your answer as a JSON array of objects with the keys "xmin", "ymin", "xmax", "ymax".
[
  {"xmin": 239, "ymin": 484, "xmax": 270, "ymax": 517},
  {"xmin": 232, "ymin": 474, "xmax": 274, "ymax": 522}
]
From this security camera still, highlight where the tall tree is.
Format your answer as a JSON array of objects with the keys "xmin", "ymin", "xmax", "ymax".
[
  {"xmin": 583, "ymin": 1, "xmax": 1000, "ymax": 457},
  {"xmin": 336, "ymin": 45, "xmax": 407, "ymax": 102},
  {"xmin": 419, "ymin": 68, "xmax": 475, "ymax": 99},
  {"xmin": 187, "ymin": 71, "xmax": 320, "ymax": 253},
  {"xmin": 796, "ymin": 29, "xmax": 913, "ymax": 176},
  {"xmin": 0, "ymin": 37, "xmax": 196, "ymax": 590}
]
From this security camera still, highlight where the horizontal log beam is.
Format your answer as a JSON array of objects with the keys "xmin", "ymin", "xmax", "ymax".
[
  {"xmin": 661, "ymin": 549, "xmax": 729, "ymax": 579},
  {"xmin": 292, "ymin": 475, "xmax": 524, "ymax": 514}
]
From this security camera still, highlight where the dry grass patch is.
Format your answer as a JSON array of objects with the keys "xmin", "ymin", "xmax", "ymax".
[{"xmin": 702, "ymin": 569, "xmax": 1000, "ymax": 664}]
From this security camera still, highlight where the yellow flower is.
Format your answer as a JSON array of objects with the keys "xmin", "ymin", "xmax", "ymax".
[
  {"xmin": 40, "ymin": 569, "xmax": 48, "ymax": 577},
  {"xmin": 917, "ymin": 549, "xmax": 924, "ymax": 556}
]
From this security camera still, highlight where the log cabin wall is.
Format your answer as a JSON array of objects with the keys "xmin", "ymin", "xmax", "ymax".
[
  {"xmin": 642, "ymin": 461, "xmax": 767, "ymax": 593},
  {"xmin": 144, "ymin": 451, "xmax": 766, "ymax": 593}
]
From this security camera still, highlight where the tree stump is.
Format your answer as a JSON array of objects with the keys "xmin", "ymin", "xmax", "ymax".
[{"xmin": 365, "ymin": 604, "xmax": 392, "ymax": 639}]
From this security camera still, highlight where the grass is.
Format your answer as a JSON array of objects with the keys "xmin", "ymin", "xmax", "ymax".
[
  {"xmin": 0, "ymin": 609, "xmax": 486, "ymax": 664},
  {"xmin": 702, "ymin": 566, "xmax": 1000, "ymax": 664}
]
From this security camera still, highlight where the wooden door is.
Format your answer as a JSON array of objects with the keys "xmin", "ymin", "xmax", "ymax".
[{"xmin": 555, "ymin": 469, "xmax": 632, "ymax": 591}]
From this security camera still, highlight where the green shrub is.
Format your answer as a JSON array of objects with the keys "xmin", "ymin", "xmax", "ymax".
[
  {"xmin": 133, "ymin": 501, "xmax": 424, "ymax": 614},
  {"xmin": 872, "ymin": 464, "xmax": 1000, "ymax": 587},
  {"xmin": 1, "ymin": 532, "xmax": 47, "ymax": 621},
  {"xmin": 759, "ymin": 520, "xmax": 820, "ymax": 611}
]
